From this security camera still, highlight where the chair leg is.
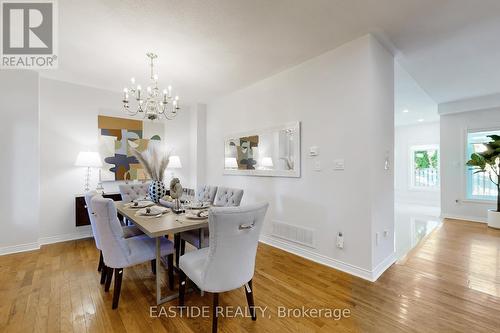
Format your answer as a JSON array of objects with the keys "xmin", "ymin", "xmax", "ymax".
[
  {"xmin": 178, "ymin": 269, "xmax": 187, "ymax": 306},
  {"xmin": 174, "ymin": 234, "xmax": 180, "ymax": 267},
  {"xmin": 100, "ymin": 264, "xmax": 108, "ymax": 285},
  {"xmin": 112, "ymin": 268, "xmax": 123, "ymax": 309},
  {"xmin": 212, "ymin": 293, "xmax": 219, "ymax": 333},
  {"xmin": 167, "ymin": 254, "xmax": 174, "ymax": 291},
  {"xmin": 180, "ymin": 239, "xmax": 186, "ymax": 256},
  {"xmin": 98, "ymin": 251, "xmax": 104, "ymax": 272},
  {"xmin": 244, "ymin": 280, "xmax": 256, "ymax": 321},
  {"xmin": 105, "ymin": 266, "xmax": 113, "ymax": 292},
  {"xmin": 151, "ymin": 259, "xmax": 156, "ymax": 275}
]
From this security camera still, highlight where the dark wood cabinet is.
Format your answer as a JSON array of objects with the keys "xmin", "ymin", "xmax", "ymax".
[{"xmin": 75, "ymin": 193, "xmax": 122, "ymax": 226}]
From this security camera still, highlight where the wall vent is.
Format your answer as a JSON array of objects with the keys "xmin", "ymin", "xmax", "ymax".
[{"xmin": 272, "ymin": 221, "xmax": 315, "ymax": 248}]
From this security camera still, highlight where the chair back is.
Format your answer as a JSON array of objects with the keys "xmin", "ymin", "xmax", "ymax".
[
  {"xmin": 84, "ymin": 190, "xmax": 103, "ymax": 249},
  {"xmin": 118, "ymin": 182, "xmax": 150, "ymax": 203},
  {"xmin": 196, "ymin": 185, "xmax": 218, "ymax": 203},
  {"xmin": 201, "ymin": 203, "xmax": 268, "ymax": 292},
  {"xmin": 213, "ymin": 187, "xmax": 244, "ymax": 207},
  {"xmin": 91, "ymin": 196, "xmax": 130, "ymax": 268}
]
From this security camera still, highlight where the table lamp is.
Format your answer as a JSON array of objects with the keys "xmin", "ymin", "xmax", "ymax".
[
  {"xmin": 75, "ymin": 151, "xmax": 103, "ymax": 192},
  {"xmin": 168, "ymin": 155, "xmax": 182, "ymax": 180}
]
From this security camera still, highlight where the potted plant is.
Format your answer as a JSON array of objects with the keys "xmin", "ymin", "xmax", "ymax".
[{"xmin": 466, "ymin": 135, "xmax": 500, "ymax": 228}]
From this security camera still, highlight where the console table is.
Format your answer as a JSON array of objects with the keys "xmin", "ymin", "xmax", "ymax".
[{"xmin": 75, "ymin": 192, "xmax": 122, "ymax": 226}]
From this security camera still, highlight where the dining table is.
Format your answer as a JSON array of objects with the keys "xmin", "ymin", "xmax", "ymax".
[{"xmin": 115, "ymin": 201, "xmax": 208, "ymax": 305}]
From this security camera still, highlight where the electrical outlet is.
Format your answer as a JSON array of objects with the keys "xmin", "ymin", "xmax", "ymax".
[
  {"xmin": 383, "ymin": 230, "xmax": 389, "ymax": 237},
  {"xmin": 333, "ymin": 159, "xmax": 345, "ymax": 171},
  {"xmin": 336, "ymin": 232, "xmax": 344, "ymax": 249},
  {"xmin": 314, "ymin": 161, "xmax": 321, "ymax": 171}
]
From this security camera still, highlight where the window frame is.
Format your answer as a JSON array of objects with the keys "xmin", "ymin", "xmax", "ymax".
[
  {"xmin": 408, "ymin": 144, "xmax": 440, "ymax": 191},
  {"xmin": 465, "ymin": 127, "xmax": 500, "ymax": 202}
]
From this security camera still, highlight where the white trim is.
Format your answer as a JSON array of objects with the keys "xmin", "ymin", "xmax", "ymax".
[
  {"xmin": 371, "ymin": 252, "xmax": 397, "ymax": 281},
  {"xmin": 0, "ymin": 227, "xmax": 94, "ymax": 256},
  {"xmin": 441, "ymin": 213, "xmax": 487, "ymax": 224},
  {"xmin": 38, "ymin": 226, "xmax": 93, "ymax": 245},
  {"xmin": 0, "ymin": 242, "xmax": 40, "ymax": 256},
  {"xmin": 259, "ymin": 235, "xmax": 395, "ymax": 282}
]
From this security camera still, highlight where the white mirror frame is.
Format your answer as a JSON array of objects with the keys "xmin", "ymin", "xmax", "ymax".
[{"xmin": 223, "ymin": 121, "xmax": 301, "ymax": 178}]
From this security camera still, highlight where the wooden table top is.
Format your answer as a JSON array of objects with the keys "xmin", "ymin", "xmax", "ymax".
[{"xmin": 115, "ymin": 201, "xmax": 208, "ymax": 238}]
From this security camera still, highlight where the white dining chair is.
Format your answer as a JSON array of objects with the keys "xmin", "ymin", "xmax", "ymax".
[
  {"xmin": 84, "ymin": 191, "xmax": 144, "ymax": 284},
  {"xmin": 118, "ymin": 182, "xmax": 151, "ymax": 203},
  {"xmin": 178, "ymin": 202, "xmax": 268, "ymax": 333},
  {"xmin": 91, "ymin": 196, "xmax": 175, "ymax": 309},
  {"xmin": 179, "ymin": 186, "xmax": 244, "ymax": 260},
  {"xmin": 178, "ymin": 185, "xmax": 221, "ymax": 258}
]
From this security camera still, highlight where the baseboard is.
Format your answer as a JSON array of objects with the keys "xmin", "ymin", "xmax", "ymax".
[
  {"xmin": 371, "ymin": 252, "xmax": 397, "ymax": 281},
  {"xmin": 1, "ymin": 227, "xmax": 93, "ymax": 256},
  {"xmin": 259, "ymin": 235, "xmax": 395, "ymax": 282},
  {"xmin": 38, "ymin": 227, "xmax": 93, "ymax": 245},
  {"xmin": 441, "ymin": 214, "xmax": 487, "ymax": 224},
  {"xmin": 0, "ymin": 241, "xmax": 40, "ymax": 256}
]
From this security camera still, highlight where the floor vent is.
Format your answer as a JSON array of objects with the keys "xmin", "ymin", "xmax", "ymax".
[{"xmin": 272, "ymin": 221, "xmax": 315, "ymax": 248}]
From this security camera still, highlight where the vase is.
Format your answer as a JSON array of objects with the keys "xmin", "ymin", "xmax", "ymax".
[
  {"xmin": 148, "ymin": 180, "xmax": 166, "ymax": 203},
  {"xmin": 487, "ymin": 209, "xmax": 500, "ymax": 229}
]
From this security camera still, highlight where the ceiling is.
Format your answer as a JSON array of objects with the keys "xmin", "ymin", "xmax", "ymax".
[
  {"xmin": 40, "ymin": 0, "xmax": 500, "ymax": 106},
  {"xmin": 395, "ymin": 61, "xmax": 438, "ymax": 126}
]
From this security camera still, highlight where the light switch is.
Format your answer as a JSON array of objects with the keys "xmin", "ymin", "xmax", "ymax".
[{"xmin": 333, "ymin": 159, "xmax": 345, "ymax": 170}]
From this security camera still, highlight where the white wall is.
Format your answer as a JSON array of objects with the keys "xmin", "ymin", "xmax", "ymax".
[
  {"xmin": 35, "ymin": 78, "xmax": 195, "ymax": 244},
  {"xmin": 440, "ymin": 107, "xmax": 500, "ymax": 222},
  {"xmin": 395, "ymin": 122, "xmax": 440, "ymax": 206},
  {"xmin": 205, "ymin": 35, "xmax": 395, "ymax": 281},
  {"xmin": 0, "ymin": 71, "xmax": 40, "ymax": 254}
]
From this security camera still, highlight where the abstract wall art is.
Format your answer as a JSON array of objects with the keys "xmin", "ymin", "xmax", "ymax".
[{"xmin": 98, "ymin": 115, "xmax": 165, "ymax": 181}]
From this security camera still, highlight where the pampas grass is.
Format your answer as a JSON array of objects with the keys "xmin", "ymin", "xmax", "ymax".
[{"xmin": 132, "ymin": 143, "xmax": 170, "ymax": 181}]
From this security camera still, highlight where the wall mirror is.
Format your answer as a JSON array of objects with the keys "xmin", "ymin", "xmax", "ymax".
[{"xmin": 223, "ymin": 121, "xmax": 301, "ymax": 177}]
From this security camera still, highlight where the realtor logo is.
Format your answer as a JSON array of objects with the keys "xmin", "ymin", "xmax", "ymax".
[{"xmin": 1, "ymin": 0, "xmax": 57, "ymax": 68}]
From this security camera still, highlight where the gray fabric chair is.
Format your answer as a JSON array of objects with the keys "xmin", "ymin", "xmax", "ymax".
[
  {"xmin": 91, "ymin": 196, "xmax": 175, "ymax": 309},
  {"xmin": 195, "ymin": 185, "xmax": 218, "ymax": 203},
  {"xmin": 84, "ymin": 191, "xmax": 143, "ymax": 283},
  {"xmin": 213, "ymin": 187, "xmax": 244, "ymax": 207},
  {"xmin": 179, "ymin": 186, "xmax": 244, "ymax": 257},
  {"xmin": 179, "ymin": 203, "xmax": 268, "ymax": 333},
  {"xmin": 118, "ymin": 182, "xmax": 150, "ymax": 203}
]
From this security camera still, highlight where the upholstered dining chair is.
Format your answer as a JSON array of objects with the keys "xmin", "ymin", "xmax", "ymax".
[
  {"xmin": 84, "ymin": 191, "xmax": 144, "ymax": 284},
  {"xmin": 213, "ymin": 186, "xmax": 244, "ymax": 207},
  {"xmin": 179, "ymin": 186, "xmax": 243, "ymax": 258},
  {"xmin": 118, "ymin": 182, "xmax": 151, "ymax": 203},
  {"xmin": 91, "ymin": 196, "xmax": 175, "ymax": 309},
  {"xmin": 178, "ymin": 203, "xmax": 268, "ymax": 333},
  {"xmin": 195, "ymin": 185, "xmax": 218, "ymax": 203}
]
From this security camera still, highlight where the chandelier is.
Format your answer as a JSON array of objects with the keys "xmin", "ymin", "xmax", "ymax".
[{"xmin": 122, "ymin": 53, "xmax": 180, "ymax": 120}]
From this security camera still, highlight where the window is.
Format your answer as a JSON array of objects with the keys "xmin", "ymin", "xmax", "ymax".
[
  {"xmin": 410, "ymin": 145, "xmax": 439, "ymax": 189},
  {"xmin": 466, "ymin": 129, "xmax": 500, "ymax": 201}
]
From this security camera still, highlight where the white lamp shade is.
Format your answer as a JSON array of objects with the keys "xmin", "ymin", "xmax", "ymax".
[
  {"xmin": 168, "ymin": 155, "xmax": 182, "ymax": 169},
  {"xmin": 261, "ymin": 157, "xmax": 274, "ymax": 168},
  {"xmin": 75, "ymin": 151, "xmax": 102, "ymax": 167},
  {"xmin": 225, "ymin": 157, "xmax": 238, "ymax": 169}
]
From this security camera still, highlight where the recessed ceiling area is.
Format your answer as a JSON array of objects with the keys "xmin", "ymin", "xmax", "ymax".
[{"xmin": 39, "ymin": 0, "xmax": 500, "ymax": 107}]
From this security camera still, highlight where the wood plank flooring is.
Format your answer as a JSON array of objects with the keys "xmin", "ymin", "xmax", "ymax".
[{"xmin": 0, "ymin": 219, "xmax": 499, "ymax": 332}]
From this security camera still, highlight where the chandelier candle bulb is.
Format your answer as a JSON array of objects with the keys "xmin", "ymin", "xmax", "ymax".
[
  {"xmin": 168, "ymin": 85, "xmax": 172, "ymax": 97},
  {"xmin": 130, "ymin": 77, "xmax": 135, "ymax": 84}
]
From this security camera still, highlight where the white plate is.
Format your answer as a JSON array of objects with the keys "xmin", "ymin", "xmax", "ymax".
[
  {"xmin": 185, "ymin": 212, "xmax": 208, "ymax": 220},
  {"xmin": 137, "ymin": 206, "xmax": 169, "ymax": 216},
  {"xmin": 128, "ymin": 201, "xmax": 154, "ymax": 209}
]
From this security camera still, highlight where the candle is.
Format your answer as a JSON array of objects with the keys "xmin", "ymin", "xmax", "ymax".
[
  {"xmin": 123, "ymin": 88, "xmax": 128, "ymax": 100},
  {"xmin": 163, "ymin": 89, "xmax": 167, "ymax": 102},
  {"xmin": 168, "ymin": 85, "xmax": 172, "ymax": 97},
  {"xmin": 137, "ymin": 85, "xmax": 141, "ymax": 99},
  {"xmin": 130, "ymin": 77, "xmax": 135, "ymax": 85}
]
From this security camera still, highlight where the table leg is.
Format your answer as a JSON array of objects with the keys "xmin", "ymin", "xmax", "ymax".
[{"xmin": 156, "ymin": 237, "xmax": 161, "ymax": 305}]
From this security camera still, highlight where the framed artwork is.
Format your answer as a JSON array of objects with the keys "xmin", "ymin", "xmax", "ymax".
[{"xmin": 98, "ymin": 115, "xmax": 164, "ymax": 181}]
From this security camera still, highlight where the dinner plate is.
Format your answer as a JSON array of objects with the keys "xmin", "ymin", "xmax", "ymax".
[
  {"xmin": 185, "ymin": 212, "xmax": 208, "ymax": 220},
  {"xmin": 128, "ymin": 201, "xmax": 154, "ymax": 209},
  {"xmin": 185, "ymin": 203, "xmax": 211, "ymax": 210},
  {"xmin": 137, "ymin": 206, "xmax": 169, "ymax": 216}
]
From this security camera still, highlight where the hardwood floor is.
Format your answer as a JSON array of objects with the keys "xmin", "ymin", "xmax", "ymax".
[{"xmin": 0, "ymin": 219, "xmax": 499, "ymax": 332}]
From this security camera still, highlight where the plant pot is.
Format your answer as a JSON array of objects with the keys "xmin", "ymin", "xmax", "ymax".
[
  {"xmin": 148, "ymin": 180, "xmax": 166, "ymax": 203},
  {"xmin": 487, "ymin": 209, "xmax": 500, "ymax": 229}
]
